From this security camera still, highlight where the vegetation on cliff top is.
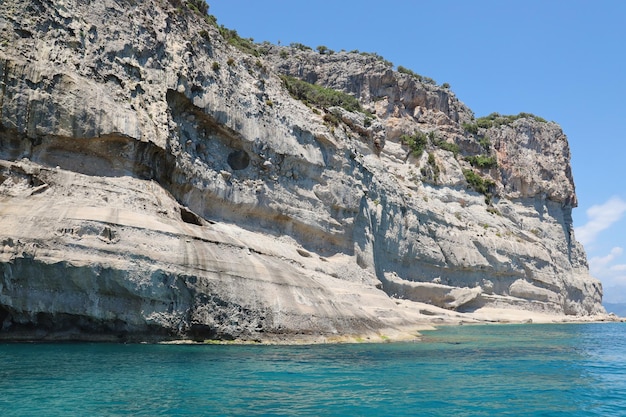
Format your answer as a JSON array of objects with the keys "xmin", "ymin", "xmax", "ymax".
[
  {"xmin": 397, "ymin": 65, "xmax": 437, "ymax": 85},
  {"xmin": 186, "ymin": 0, "xmax": 208, "ymax": 15},
  {"xmin": 218, "ymin": 26, "xmax": 260, "ymax": 56},
  {"xmin": 463, "ymin": 112, "xmax": 548, "ymax": 133}
]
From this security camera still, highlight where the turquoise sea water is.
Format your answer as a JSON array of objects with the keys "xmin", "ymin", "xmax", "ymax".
[{"xmin": 1, "ymin": 323, "xmax": 625, "ymax": 416}]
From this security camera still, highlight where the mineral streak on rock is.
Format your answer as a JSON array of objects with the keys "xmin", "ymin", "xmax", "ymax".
[{"xmin": 0, "ymin": 0, "xmax": 607, "ymax": 342}]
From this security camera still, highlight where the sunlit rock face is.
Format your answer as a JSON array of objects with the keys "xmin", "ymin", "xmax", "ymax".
[{"xmin": 0, "ymin": 0, "xmax": 605, "ymax": 342}]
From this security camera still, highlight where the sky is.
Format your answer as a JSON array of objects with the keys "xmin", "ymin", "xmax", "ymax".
[{"xmin": 210, "ymin": 1, "xmax": 626, "ymax": 305}]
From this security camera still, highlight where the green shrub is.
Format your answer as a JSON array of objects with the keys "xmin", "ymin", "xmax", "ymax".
[
  {"xmin": 226, "ymin": 57, "xmax": 235, "ymax": 66},
  {"xmin": 462, "ymin": 122, "xmax": 479, "ymax": 135},
  {"xmin": 229, "ymin": 36, "xmax": 258, "ymax": 56},
  {"xmin": 476, "ymin": 117, "xmax": 493, "ymax": 129},
  {"xmin": 280, "ymin": 75, "xmax": 362, "ymax": 113},
  {"xmin": 427, "ymin": 152, "xmax": 436, "ymax": 166},
  {"xmin": 486, "ymin": 207, "xmax": 501, "ymax": 216},
  {"xmin": 397, "ymin": 66, "xmax": 436, "ymax": 85},
  {"xmin": 205, "ymin": 14, "xmax": 217, "ymax": 26},
  {"xmin": 435, "ymin": 140, "xmax": 460, "ymax": 156},
  {"xmin": 475, "ymin": 112, "xmax": 548, "ymax": 129},
  {"xmin": 254, "ymin": 60, "xmax": 265, "ymax": 71},
  {"xmin": 427, "ymin": 152, "xmax": 440, "ymax": 183},
  {"xmin": 397, "ymin": 66, "xmax": 415, "ymax": 76},
  {"xmin": 465, "ymin": 155, "xmax": 498, "ymax": 169},
  {"xmin": 323, "ymin": 111, "xmax": 341, "ymax": 126},
  {"xmin": 400, "ymin": 131, "xmax": 428, "ymax": 157},
  {"xmin": 519, "ymin": 112, "xmax": 547, "ymax": 123},
  {"xmin": 199, "ymin": 30, "xmax": 210, "ymax": 41},
  {"xmin": 187, "ymin": 0, "xmax": 208, "ymax": 15},
  {"xmin": 359, "ymin": 52, "xmax": 393, "ymax": 67},
  {"xmin": 219, "ymin": 26, "xmax": 260, "ymax": 56},
  {"xmin": 479, "ymin": 136, "xmax": 491, "ymax": 150},
  {"xmin": 316, "ymin": 45, "xmax": 334, "ymax": 55},
  {"xmin": 212, "ymin": 61, "xmax": 220, "ymax": 71},
  {"xmin": 463, "ymin": 169, "xmax": 496, "ymax": 200},
  {"xmin": 290, "ymin": 42, "xmax": 312, "ymax": 51}
]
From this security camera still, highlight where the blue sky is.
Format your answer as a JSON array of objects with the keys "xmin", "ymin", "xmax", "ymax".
[{"xmin": 210, "ymin": 1, "xmax": 626, "ymax": 304}]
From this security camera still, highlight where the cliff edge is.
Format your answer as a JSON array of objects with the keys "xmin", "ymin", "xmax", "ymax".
[{"xmin": 0, "ymin": 0, "xmax": 608, "ymax": 342}]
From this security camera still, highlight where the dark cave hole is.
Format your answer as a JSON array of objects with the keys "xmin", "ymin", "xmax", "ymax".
[
  {"xmin": 180, "ymin": 206, "xmax": 203, "ymax": 226},
  {"xmin": 227, "ymin": 149, "xmax": 250, "ymax": 170}
]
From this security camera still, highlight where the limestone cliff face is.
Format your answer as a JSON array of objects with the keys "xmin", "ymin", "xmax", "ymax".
[{"xmin": 0, "ymin": 0, "xmax": 606, "ymax": 341}]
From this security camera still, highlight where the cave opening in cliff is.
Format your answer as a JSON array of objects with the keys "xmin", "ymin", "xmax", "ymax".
[
  {"xmin": 180, "ymin": 206, "xmax": 203, "ymax": 226},
  {"xmin": 227, "ymin": 149, "xmax": 250, "ymax": 170},
  {"xmin": 227, "ymin": 150, "xmax": 250, "ymax": 171}
]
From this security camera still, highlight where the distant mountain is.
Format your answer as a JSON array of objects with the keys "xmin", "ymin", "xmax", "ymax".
[{"xmin": 603, "ymin": 303, "xmax": 626, "ymax": 318}]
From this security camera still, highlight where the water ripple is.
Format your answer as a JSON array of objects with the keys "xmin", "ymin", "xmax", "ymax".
[{"xmin": 1, "ymin": 323, "xmax": 625, "ymax": 416}]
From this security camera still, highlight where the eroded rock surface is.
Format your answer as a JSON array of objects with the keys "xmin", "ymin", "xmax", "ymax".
[{"xmin": 0, "ymin": 0, "xmax": 607, "ymax": 342}]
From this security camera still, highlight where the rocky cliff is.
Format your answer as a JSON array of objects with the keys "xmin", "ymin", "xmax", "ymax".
[{"xmin": 0, "ymin": 0, "xmax": 607, "ymax": 342}]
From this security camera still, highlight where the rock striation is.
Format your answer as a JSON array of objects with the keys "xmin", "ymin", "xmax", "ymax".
[{"xmin": 0, "ymin": 0, "xmax": 607, "ymax": 342}]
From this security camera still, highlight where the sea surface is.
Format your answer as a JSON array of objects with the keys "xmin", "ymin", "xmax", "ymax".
[{"xmin": 1, "ymin": 322, "xmax": 625, "ymax": 416}]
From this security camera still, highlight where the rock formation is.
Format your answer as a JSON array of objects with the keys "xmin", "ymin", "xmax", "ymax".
[{"xmin": 0, "ymin": 0, "xmax": 607, "ymax": 342}]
